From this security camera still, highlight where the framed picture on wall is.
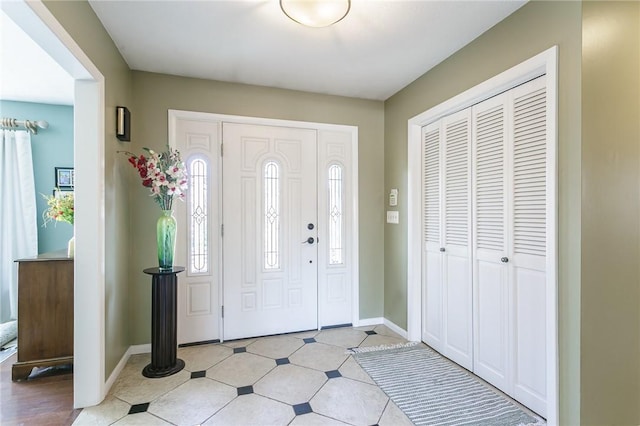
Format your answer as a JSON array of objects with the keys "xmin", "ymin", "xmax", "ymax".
[{"xmin": 55, "ymin": 167, "xmax": 74, "ymax": 190}]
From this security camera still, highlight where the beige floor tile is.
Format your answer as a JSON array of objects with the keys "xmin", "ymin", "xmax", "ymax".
[
  {"xmin": 373, "ymin": 324, "xmax": 404, "ymax": 339},
  {"xmin": 289, "ymin": 342, "xmax": 349, "ymax": 372},
  {"xmin": 203, "ymin": 393, "xmax": 294, "ymax": 425},
  {"xmin": 112, "ymin": 412, "xmax": 172, "ymax": 425},
  {"xmin": 352, "ymin": 324, "xmax": 377, "ymax": 331},
  {"xmin": 177, "ymin": 343, "xmax": 233, "ymax": 371},
  {"xmin": 147, "ymin": 378, "xmax": 236, "ymax": 425},
  {"xmin": 290, "ymin": 412, "xmax": 351, "ymax": 425},
  {"xmin": 310, "ymin": 377, "xmax": 389, "ymax": 426},
  {"xmin": 359, "ymin": 333, "xmax": 406, "ymax": 348},
  {"xmin": 206, "ymin": 351, "xmax": 275, "ymax": 387},
  {"xmin": 109, "ymin": 354, "xmax": 190, "ymax": 405},
  {"xmin": 338, "ymin": 357, "xmax": 375, "ymax": 385},
  {"xmin": 379, "ymin": 400, "xmax": 414, "ymax": 426},
  {"xmin": 72, "ymin": 395, "xmax": 130, "ymax": 426},
  {"xmin": 254, "ymin": 363, "xmax": 327, "ymax": 405},
  {"xmin": 246, "ymin": 335, "xmax": 304, "ymax": 359},
  {"xmin": 220, "ymin": 338, "xmax": 256, "ymax": 348},
  {"xmin": 288, "ymin": 329, "xmax": 321, "ymax": 339},
  {"xmin": 315, "ymin": 328, "xmax": 367, "ymax": 348}
]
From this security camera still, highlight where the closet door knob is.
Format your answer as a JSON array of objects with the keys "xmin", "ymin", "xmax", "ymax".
[
  {"xmin": 501, "ymin": 257, "xmax": 509, "ymax": 263},
  {"xmin": 440, "ymin": 247, "xmax": 446, "ymax": 252}
]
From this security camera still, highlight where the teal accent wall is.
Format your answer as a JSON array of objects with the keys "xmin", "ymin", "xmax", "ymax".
[{"xmin": 0, "ymin": 100, "xmax": 74, "ymax": 254}]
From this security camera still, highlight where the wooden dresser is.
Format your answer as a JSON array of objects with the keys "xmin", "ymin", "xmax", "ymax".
[{"xmin": 12, "ymin": 250, "xmax": 73, "ymax": 381}]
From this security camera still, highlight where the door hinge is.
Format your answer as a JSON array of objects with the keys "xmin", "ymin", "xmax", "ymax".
[
  {"xmin": 221, "ymin": 224, "xmax": 224, "ymax": 237},
  {"xmin": 220, "ymin": 143, "xmax": 223, "ymax": 157},
  {"xmin": 221, "ymin": 305, "xmax": 224, "ymax": 318}
]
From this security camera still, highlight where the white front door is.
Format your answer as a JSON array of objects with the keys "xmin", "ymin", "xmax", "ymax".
[{"xmin": 222, "ymin": 123, "xmax": 318, "ymax": 340}]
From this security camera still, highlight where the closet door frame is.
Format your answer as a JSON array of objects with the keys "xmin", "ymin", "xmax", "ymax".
[{"xmin": 407, "ymin": 46, "xmax": 558, "ymax": 425}]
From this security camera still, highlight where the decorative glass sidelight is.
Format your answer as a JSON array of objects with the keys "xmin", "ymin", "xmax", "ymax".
[
  {"xmin": 264, "ymin": 161, "xmax": 280, "ymax": 270},
  {"xmin": 328, "ymin": 164, "xmax": 344, "ymax": 265},
  {"xmin": 189, "ymin": 157, "xmax": 208, "ymax": 274}
]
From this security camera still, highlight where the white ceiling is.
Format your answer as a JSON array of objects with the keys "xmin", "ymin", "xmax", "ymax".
[
  {"xmin": 0, "ymin": 10, "xmax": 74, "ymax": 106},
  {"xmin": 1, "ymin": 0, "xmax": 527, "ymax": 106}
]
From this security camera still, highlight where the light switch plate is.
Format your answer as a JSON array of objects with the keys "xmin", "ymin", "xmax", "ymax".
[{"xmin": 387, "ymin": 210, "xmax": 399, "ymax": 224}]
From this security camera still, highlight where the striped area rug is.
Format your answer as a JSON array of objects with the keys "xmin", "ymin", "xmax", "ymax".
[{"xmin": 353, "ymin": 344, "xmax": 543, "ymax": 426}]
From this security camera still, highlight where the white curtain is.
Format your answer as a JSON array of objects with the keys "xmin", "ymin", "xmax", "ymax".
[{"xmin": 0, "ymin": 130, "xmax": 37, "ymax": 323}]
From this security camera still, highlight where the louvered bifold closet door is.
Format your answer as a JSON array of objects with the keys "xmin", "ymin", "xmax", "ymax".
[
  {"xmin": 421, "ymin": 121, "xmax": 444, "ymax": 352},
  {"xmin": 509, "ymin": 76, "xmax": 548, "ymax": 417},
  {"xmin": 471, "ymin": 92, "xmax": 510, "ymax": 392},
  {"xmin": 441, "ymin": 109, "xmax": 473, "ymax": 370}
]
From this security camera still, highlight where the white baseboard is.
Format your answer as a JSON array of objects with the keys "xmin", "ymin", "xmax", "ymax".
[
  {"xmin": 383, "ymin": 318, "xmax": 409, "ymax": 339},
  {"xmin": 354, "ymin": 317, "xmax": 384, "ymax": 327},
  {"xmin": 353, "ymin": 317, "xmax": 409, "ymax": 339},
  {"xmin": 130, "ymin": 344, "xmax": 151, "ymax": 355},
  {"xmin": 104, "ymin": 347, "xmax": 131, "ymax": 396},
  {"xmin": 103, "ymin": 344, "xmax": 151, "ymax": 398}
]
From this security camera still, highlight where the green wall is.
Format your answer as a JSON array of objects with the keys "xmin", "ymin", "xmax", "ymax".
[
  {"xmin": 0, "ymin": 100, "xmax": 74, "ymax": 254},
  {"xmin": 128, "ymin": 71, "xmax": 385, "ymax": 344},
  {"xmin": 43, "ymin": 0, "xmax": 133, "ymax": 379},
  {"xmin": 383, "ymin": 1, "xmax": 582, "ymax": 424},
  {"xmin": 581, "ymin": 2, "xmax": 640, "ymax": 424}
]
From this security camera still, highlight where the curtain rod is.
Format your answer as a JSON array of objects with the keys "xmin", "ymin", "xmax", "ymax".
[{"xmin": 0, "ymin": 117, "xmax": 49, "ymax": 134}]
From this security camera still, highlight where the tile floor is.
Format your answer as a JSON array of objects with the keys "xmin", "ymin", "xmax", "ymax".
[{"xmin": 73, "ymin": 325, "xmax": 415, "ymax": 426}]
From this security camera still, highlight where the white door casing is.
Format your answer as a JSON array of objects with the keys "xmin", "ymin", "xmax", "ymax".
[
  {"xmin": 170, "ymin": 111, "xmax": 359, "ymax": 344},
  {"xmin": 222, "ymin": 123, "xmax": 318, "ymax": 340},
  {"xmin": 172, "ymin": 118, "xmax": 222, "ymax": 345}
]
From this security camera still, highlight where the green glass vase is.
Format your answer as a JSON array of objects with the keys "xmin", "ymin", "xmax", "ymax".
[{"xmin": 157, "ymin": 210, "xmax": 177, "ymax": 271}]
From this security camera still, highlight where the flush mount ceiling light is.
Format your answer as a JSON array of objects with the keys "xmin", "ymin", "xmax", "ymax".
[{"xmin": 280, "ymin": 0, "xmax": 350, "ymax": 28}]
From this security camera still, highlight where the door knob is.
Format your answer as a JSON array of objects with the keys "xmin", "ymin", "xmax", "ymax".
[
  {"xmin": 501, "ymin": 257, "xmax": 509, "ymax": 263},
  {"xmin": 302, "ymin": 237, "xmax": 315, "ymax": 244},
  {"xmin": 440, "ymin": 247, "xmax": 445, "ymax": 252}
]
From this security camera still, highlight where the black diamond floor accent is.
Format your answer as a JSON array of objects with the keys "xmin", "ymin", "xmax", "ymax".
[
  {"xmin": 191, "ymin": 370, "xmax": 206, "ymax": 379},
  {"xmin": 233, "ymin": 347, "xmax": 247, "ymax": 354},
  {"xmin": 293, "ymin": 402, "xmax": 313, "ymax": 415},
  {"xmin": 128, "ymin": 402, "xmax": 150, "ymax": 415},
  {"xmin": 365, "ymin": 330, "xmax": 377, "ymax": 335},
  {"xmin": 325, "ymin": 370, "xmax": 342, "ymax": 379},
  {"xmin": 276, "ymin": 357, "xmax": 290, "ymax": 365},
  {"xmin": 237, "ymin": 385, "xmax": 254, "ymax": 396},
  {"xmin": 303, "ymin": 337, "xmax": 316, "ymax": 344}
]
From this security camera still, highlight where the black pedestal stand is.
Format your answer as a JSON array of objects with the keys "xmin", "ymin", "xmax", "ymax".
[{"xmin": 142, "ymin": 267, "xmax": 185, "ymax": 378}]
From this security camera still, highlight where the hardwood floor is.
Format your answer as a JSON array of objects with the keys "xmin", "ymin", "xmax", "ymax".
[{"xmin": 0, "ymin": 352, "xmax": 81, "ymax": 426}]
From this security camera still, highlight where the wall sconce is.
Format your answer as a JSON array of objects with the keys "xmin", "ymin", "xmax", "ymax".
[{"xmin": 116, "ymin": 106, "xmax": 130, "ymax": 141}]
